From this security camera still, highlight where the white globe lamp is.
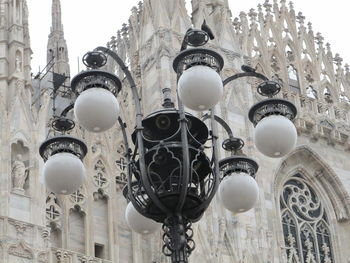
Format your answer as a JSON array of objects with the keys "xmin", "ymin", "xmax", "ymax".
[
  {"xmin": 74, "ymin": 88, "xmax": 120, "ymax": 133},
  {"xmin": 177, "ymin": 65, "xmax": 223, "ymax": 111},
  {"xmin": 125, "ymin": 202, "xmax": 160, "ymax": 235},
  {"xmin": 43, "ymin": 152, "xmax": 86, "ymax": 195},
  {"xmin": 219, "ymin": 173, "xmax": 259, "ymax": 213},
  {"xmin": 254, "ymin": 115, "xmax": 297, "ymax": 158}
]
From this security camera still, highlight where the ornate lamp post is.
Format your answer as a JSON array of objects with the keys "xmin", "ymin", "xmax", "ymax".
[{"xmin": 39, "ymin": 23, "xmax": 297, "ymax": 263}]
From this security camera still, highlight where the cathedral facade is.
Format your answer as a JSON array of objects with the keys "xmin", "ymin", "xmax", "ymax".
[{"xmin": 0, "ymin": 0, "xmax": 349, "ymax": 262}]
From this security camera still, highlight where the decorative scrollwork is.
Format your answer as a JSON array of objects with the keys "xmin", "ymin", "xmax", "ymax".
[
  {"xmin": 173, "ymin": 48, "xmax": 224, "ymax": 76},
  {"xmin": 219, "ymin": 156, "xmax": 258, "ymax": 179},
  {"xmin": 127, "ymin": 142, "xmax": 214, "ymax": 222},
  {"xmin": 162, "ymin": 216, "xmax": 195, "ymax": 262},
  {"xmin": 39, "ymin": 136, "xmax": 87, "ymax": 161},
  {"xmin": 248, "ymin": 98, "xmax": 297, "ymax": 126},
  {"xmin": 283, "ymin": 178, "xmax": 321, "ymax": 221},
  {"xmin": 70, "ymin": 70, "xmax": 121, "ymax": 96}
]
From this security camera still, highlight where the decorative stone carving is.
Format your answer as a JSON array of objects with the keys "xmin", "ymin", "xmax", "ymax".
[
  {"xmin": 15, "ymin": 52, "xmax": 22, "ymax": 72},
  {"xmin": 94, "ymin": 160, "xmax": 108, "ymax": 188},
  {"xmin": 55, "ymin": 249, "xmax": 68, "ymax": 262},
  {"xmin": 70, "ymin": 187, "xmax": 85, "ymax": 205},
  {"xmin": 11, "ymin": 154, "xmax": 29, "ymax": 191},
  {"xmin": 38, "ymin": 251, "xmax": 49, "ymax": 263},
  {"xmin": 8, "ymin": 241, "xmax": 33, "ymax": 259},
  {"xmin": 46, "ymin": 193, "xmax": 62, "ymax": 228}
]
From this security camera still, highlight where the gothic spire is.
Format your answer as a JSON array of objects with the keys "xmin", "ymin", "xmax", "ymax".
[
  {"xmin": 47, "ymin": 0, "xmax": 70, "ymax": 78},
  {"xmin": 51, "ymin": 0, "xmax": 63, "ymax": 33}
]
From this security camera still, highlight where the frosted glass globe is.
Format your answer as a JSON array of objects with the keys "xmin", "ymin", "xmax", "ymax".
[
  {"xmin": 43, "ymin": 153, "xmax": 86, "ymax": 195},
  {"xmin": 254, "ymin": 115, "xmax": 297, "ymax": 158},
  {"xmin": 178, "ymin": 65, "xmax": 223, "ymax": 111},
  {"xmin": 219, "ymin": 173, "xmax": 259, "ymax": 213},
  {"xmin": 125, "ymin": 202, "xmax": 160, "ymax": 235},
  {"xmin": 74, "ymin": 88, "xmax": 119, "ymax": 132}
]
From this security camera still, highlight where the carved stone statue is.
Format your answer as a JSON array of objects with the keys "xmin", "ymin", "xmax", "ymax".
[
  {"xmin": 15, "ymin": 53, "xmax": 22, "ymax": 72},
  {"xmin": 11, "ymin": 154, "xmax": 29, "ymax": 190}
]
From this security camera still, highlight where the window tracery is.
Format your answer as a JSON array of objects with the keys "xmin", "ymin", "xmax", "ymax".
[
  {"xmin": 70, "ymin": 187, "xmax": 85, "ymax": 204},
  {"xmin": 280, "ymin": 174, "xmax": 334, "ymax": 262},
  {"xmin": 116, "ymin": 157, "xmax": 128, "ymax": 185},
  {"xmin": 94, "ymin": 160, "xmax": 108, "ymax": 188},
  {"xmin": 46, "ymin": 193, "xmax": 62, "ymax": 223}
]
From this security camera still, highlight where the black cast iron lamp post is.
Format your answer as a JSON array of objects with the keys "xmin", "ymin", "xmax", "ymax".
[{"xmin": 39, "ymin": 22, "xmax": 298, "ymax": 263}]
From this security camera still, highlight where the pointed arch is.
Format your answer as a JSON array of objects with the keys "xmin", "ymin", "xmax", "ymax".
[
  {"xmin": 287, "ymin": 64, "xmax": 300, "ymax": 93},
  {"xmin": 274, "ymin": 145, "xmax": 350, "ymax": 222},
  {"xmin": 316, "ymin": 220, "xmax": 333, "ymax": 261},
  {"xmin": 68, "ymin": 207, "xmax": 86, "ymax": 253},
  {"xmin": 281, "ymin": 210, "xmax": 300, "ymax": 256},
  {"xmin": 285, "ymin": 42, "xmax": 297, "ymax": 63},
  {"xmin": 274, "ymin": 145, "xmax": 350, "ymax": 262},
  {"xmin": 90, "ymin": 149, "xmax": 114, "ymax": 182},
  {"xmin": 299, "ymin": 222, "xmax": 317, "ymax": 261}
]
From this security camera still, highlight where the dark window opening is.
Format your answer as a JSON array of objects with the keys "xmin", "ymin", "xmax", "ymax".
[{"xmin": 95, "ymin": 243, "xmax": 104, "ymax": 259}]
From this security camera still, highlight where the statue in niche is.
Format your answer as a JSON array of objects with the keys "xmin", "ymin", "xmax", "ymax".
[
  {"xmin": 15, "ymin": 53, "xmax": 22, "ymax": 72},
  {"xmin": 11, "ymin": 154, "xmax": 29, "ymax": 191}
]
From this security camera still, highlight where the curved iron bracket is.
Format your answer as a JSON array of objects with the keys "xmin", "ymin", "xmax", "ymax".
[
  {"xmin": 202, "ymin": 114, "xmax": 234, "ymax": 139},
  {"xmin": 61, "ymin": 103, "xmax": 74, "ymax": 117},
  {"xmin": 60, "ymin": 103, "xmax": 131, "ymax": 160},
  {"xmin": 117, "ymin": 117, "xmax": 131, "ymax": 160},
  {"xmin": 223, "ymin": 71, "xmax": 268, "ymax": 87}
]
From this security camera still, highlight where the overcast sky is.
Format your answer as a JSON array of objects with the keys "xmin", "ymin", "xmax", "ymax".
[{"xmin": 27, "ymin": 0, "xmax": 350, "ymax": 77}]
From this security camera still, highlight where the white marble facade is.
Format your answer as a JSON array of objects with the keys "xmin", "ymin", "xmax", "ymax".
[{"xmin": 0, "ymin": 0, "xmax": 349, "ymax": 262}]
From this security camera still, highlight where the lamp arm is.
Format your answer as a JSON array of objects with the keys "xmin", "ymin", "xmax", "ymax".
[
  {"xmin": 202, "ymin": 114, "xmax": 234, "ymax": 139},
  {"xmin": 223, "ymin": 71, "xmax": 268, "ymax": 87},
  {"xmin": 117, "ymin": 117, "xmax": 132, "ymax": 161},
  {"xmin": 59, "ymin": 103, "xmax": 132, "ymax": 160},
  {"xmin": 94, "ymin": 46, "xmax": 141, "ymax": 115},
  {"xmin": 60, "ymin": 103, "xmax": 74, "ymax": 117},
  {"xmin": 95, "ymin": 46, "xmax": 171, "ymax": 215},
  {"xmin": 208, "ymin": 108, "xmax": 220, "ymax": 202},
  {"xmin": 191, "ymin": 108, "xmax": 220, "ymax": 214}
]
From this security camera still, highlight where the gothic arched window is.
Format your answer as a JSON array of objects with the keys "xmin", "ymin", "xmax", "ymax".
[
  {"xmin": 288, "ymin": 65, "xmax": 300, "ymax": 93},
  {"xmin": 280, "ymin": 174, "xmax": 334, "ymax": 262}
]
